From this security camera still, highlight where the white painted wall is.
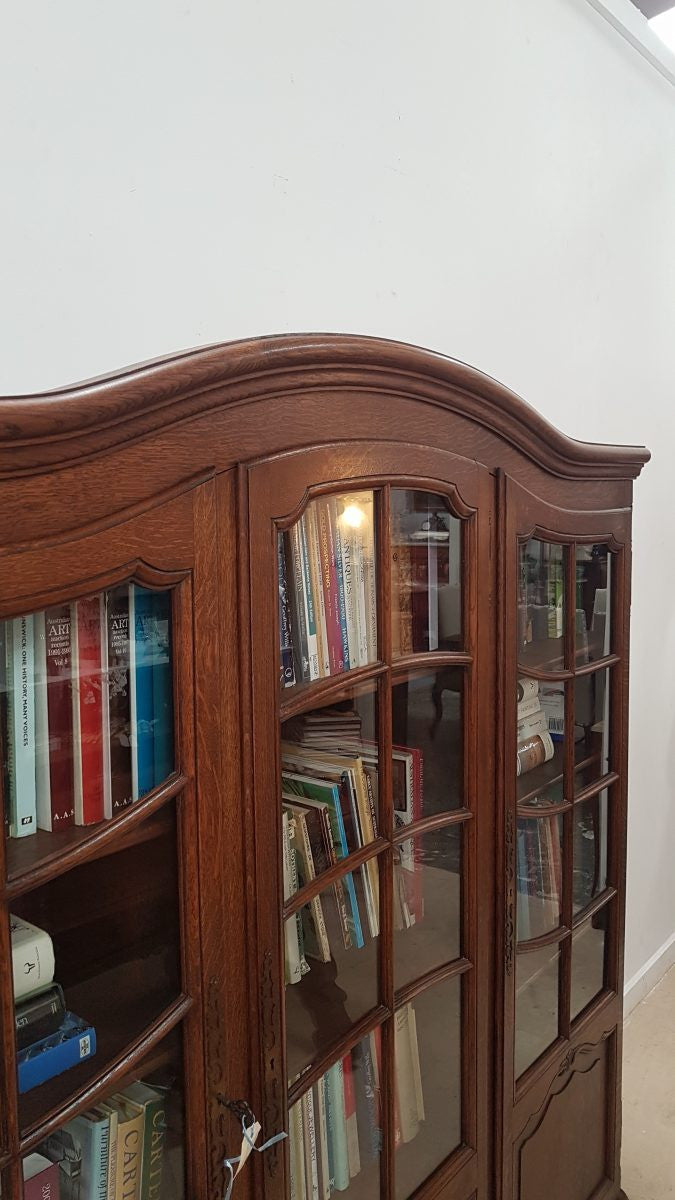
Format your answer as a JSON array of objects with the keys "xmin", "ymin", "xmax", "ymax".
[{"xmin": 2, "ymin": 0, "xmax": 675, "ymax": 991}]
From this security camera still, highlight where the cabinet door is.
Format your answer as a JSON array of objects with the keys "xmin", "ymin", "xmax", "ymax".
[
  {"xmin": 0, "ymin": 486, "xmax": 210, "ymax": 1199},
  {"xmin": 245, "ymin": 442, "xmax": 494, "ymax": 1200},
  {"xmin": 499, "ymin": 474, "xmax": 631, "ymax": 1200}
]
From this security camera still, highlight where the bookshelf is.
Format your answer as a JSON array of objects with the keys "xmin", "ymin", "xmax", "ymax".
[{"xmin": 0, "ymin": 335, "xmax": 648, "ymax": 1200}]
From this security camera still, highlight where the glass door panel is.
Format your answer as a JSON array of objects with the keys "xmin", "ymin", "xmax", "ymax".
[
  {"xmin": 393, "ymin": 824, "xmax": 462, "ymax": 989},
  {"xmin": 515, "ymin": 945, "xmax": 560, "ymax": 1079},
  {"xmin": 573, "ymin": 789, "xmax": 609, "ymax": 915},
  {"xmin": 20, "ymin": 1026, "xmax": 185, "ymax": 1199},
  {"xmin": 392, "ymin": 668, "xmax": 464, "ymax": 817},
  {"xmin": 516, "ymin": 814, "xmax": 563, "ymax": 941},
  {"xmin": 574, "ymin": 668, "xmax": 611, "ymax": 788},
  {"xmin": 518, "ymin": 539, "xmax": 564, "ymax": 671},
  {"xmin": 394, "ymin": 976, "xmax": 462, "ymax": 1200},
  {"xmin": 1, "ymin": 586, "xmax": 175, "ymax": 880},
  {"xmin": 575, "ymin": 544, "xmax": 611, "ymax": 663},
  {"xmin": 279, "ymin": 491, "xmax": 377, "ymax": 688},
  {"xmin": 391, "ymin": 490, "xmax": 462, "ymax": 655},
  {"xmin": 571, "ymin": 907, "xmax": 610, "ymax": 1022}
]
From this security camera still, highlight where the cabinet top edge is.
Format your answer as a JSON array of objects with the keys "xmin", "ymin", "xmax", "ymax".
[{"xmin": 0, "ymin": 332, "xmax": 651, "ymax": 480}]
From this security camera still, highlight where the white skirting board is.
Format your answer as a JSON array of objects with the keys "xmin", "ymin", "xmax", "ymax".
[{"xmin": 624, "ymin": 930, "xmax": 675, "ymax": 1017}]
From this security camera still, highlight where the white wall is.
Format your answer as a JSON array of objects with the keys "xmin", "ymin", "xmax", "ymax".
[{"xmin": 2, "ymin": 0, "xmax": 675, "ymax": 990}]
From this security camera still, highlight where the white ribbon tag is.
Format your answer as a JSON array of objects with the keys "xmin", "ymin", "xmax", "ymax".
[{"xmin": 235, "ymin": 1121, "xmax": 261, "ymax": 1176}]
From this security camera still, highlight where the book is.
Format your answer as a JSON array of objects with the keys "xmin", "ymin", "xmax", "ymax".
[
  {"xmin": 283, "ymin": 801, "xmax": 331, "ymax": 963},
  {"xmin": 342, "ymin": 1052, "xmax": 361, "ymax": 1179},
  {"xmin": 119, "ymin": 1080, "xmax": 167, "ymax": 1200},
  {"xmin": 516, "ymin": 730, "xmax": 554, "ymax": 776},
  {"xmin": 104, "ymin": 587, "xmax": 133, "ymax": 816},
  {"xmin": 109, "ymin": 1092, "xmax": 145, "ymax": 1200},
  {"xmin": 71, "ymin": 596, "xmax": 105, "ymax": 825},
  {"xmin": 313, "ymin": 1078, "xmax": 331, "ymax": 1200},
  {"xmin": 516, "ymin": 677, "xmax": 539, "ymax": 705},
  {"xmin": 95, "ymin": 1102, "xmax": 119, "ymax": 1200},
  {"xmin": 22, "ymin": 1153, "xmax": 60, "ymax": 1200},
  {"xmin": 17, "ymin": 1012, "xmax": 96, "ymax": 1093},
  {"xmin": 287, "ymin": 525, "xmax": 311, "ymax": 684},
  {"xmin": 151, "ymin": 591, "xmax": 173, "ymax": 786},
  {"xmin": 516, "ymin": 692, "xmax": 541, "ymax": 722},
  {"xmin": 394, "ymin": 1003, "xmax": 423, "ymax": 1143},
  {"xmin": 317, "ymin": 499, "xmax": 344, "ymax": 676},
  {"xmin": 278, "ymin": 533, "xmax": 296, "ymax": 687},
  {"xmin": 59, "ymin": 1109, "xmax": 109, "ymax": 1200},
  {"xmin": 301, "ymin": 1087, "xmax": 320, "ymax": 1200},
  {"xmin": 299, "ymin": 516, "xmax": 320, "ymax": 681},
  {"xmin": 129, "ymin": 586, "xmax": 155, "ymax": 800},
  {"xmin": 282, "ymin": 810, "xmax": 302, "ymax": 985},
  {"xmin": 352, "ymin": 1037, "xmax": 380, "ymax": 1164},
  {"xmin": 15, "ymin": 981, "xmax": 66, "ymax": 1050},
  {"xmin": 5, "ymin": 614, "xmax": 37, "ymax": 837},
  {"xmin": 306, "ymin": 506, "xmax": 329, "ymax": 679},
  {"xmin": 35, "ymin": 606, "xmax": 75, "ymax": 831},
  {"xmin": 324, "ymin": 1060, "xmax": 349, "ymax": 1191},
  {"xmin": 11, "ymin": 914, "xmax": 55, "ymax": 1002},
  {"xmin": 289, "ymin": 1095, "xmax": 306, "ymax": 1200}
]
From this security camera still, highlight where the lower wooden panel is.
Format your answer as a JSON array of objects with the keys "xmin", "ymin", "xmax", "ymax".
[{"xmin": 514, "ymin": 1032, "xmax": 617, "ymax": 1200}]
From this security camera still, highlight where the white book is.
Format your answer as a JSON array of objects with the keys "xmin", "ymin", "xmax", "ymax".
[
  {"xmin": 517, "ymin": 710, "xmax": 548, "ymax": 741},
  {"xmin": 339, "ymin": 516, "xmax": 359, "ymax": 669},
  {"xmin": 395, "ymin": 1004, "xmax": 422, "ymax": 1143},
  {"xmin": 408, "ymin": 1003, "xmax": 426, "ymax": 1122},
  {"xmin": 302, "ymin": 1089, "xmax": 320, "ymax": 1200},
  {"xmin": 10, "ymin": 913, "xmax": 55, "ymax": 1001},
  {"xmin": 6, "ymin": 614, "xmax": 37, "ymax": 838},
  {"xmin": 361, "ymin": 495, "xmax": 377, "ymax": 662},
  {"xmin": 282, "ymin": 812, "xmax": 302, "ymax": 985},
  {"xmin": 354, "ymin": 524, "xmax": 369, "ymax": 667},
  {"xmin": 307, "ymin": 507, "xmax": 330, "ymax": 679},
  {"xmin": 314, "ymin": 1081, "xmax": 331, "ymax": 1200},
  {"xmin": 298, "ymin": 518, "xmax": 319, "ymax": 681}
]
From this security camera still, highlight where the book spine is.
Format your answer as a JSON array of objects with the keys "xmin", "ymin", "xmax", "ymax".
[
  {"xmin": 115, "ymin": 1110, "xmax": 144, "ymax": 1200},
  {"xmin": 353, "ymin": 1037, "xmax": 380, "ymax": 1163},
  {"xmin": 106, "ymin": 586, "xmax": 133, "ymax": 815},
  {"xmin": 314, "ymin": 1079, "xmax": 331, "ymax": 1200},
  {"xmin": 141, "ymin": 1094, "xmax": 167, "ymax": 1200},
  {"xmin": 354, "ymin": 520, "xmax": 369, "ymax": 666},
  {"xmin": 289, "ymin": 525, "xmax": 311, "ymax": 683},
  {"xmin": 282, "ymin": 812, "xmax": 302, "ymax": 985},
  {"xmin": 15, "ymin": 982, "xmax": 65, "ymax": 1050},
  {"xmin": 317, "ymin": 500, "xmax": 344, "ymax": 674},
  {"xmin": 278, "ymin": 534, "xmax": 296, "ymax": 687},
  {"xmin": 71, "ymin": 597, "xmax": 105, "ymax": 825},
  {"xmin": 289, "ymin": 1098, "xmax": 305, "ymax": 1200},
  {"xmin": 299, "ymin": 517, "xmax": 320, "ymax": 680},
  {"xmin": 362, "ymin": 499, "xmax": 377, "ymax": 663},
  {"xmin": 23, "ymin": 1162, "xmax": 60, "ymax": 1200},
  {"xmin": 100, "ymin": 595, "xmax": 112, "ymax": 823},
  {"xmin": 34, "ymin": 611, "xmax": 51, "ymax": 829},
  {"xmin": 106, "ymin": 1107, "xmax": 118, "ymax": 1200},
  {"xmin": 325, "ymin": 1061, "xmax": 349, "ymax": 1191},
  {"xmin": 307, "ymin": 506, "xmax": 329, "ymax": 679},
  {"xmin": 394, "ymin": 1004, "xmax": 421, "ymax": 1143},
  {"xmin": 338, "ymin": 513, "xmax": 358, "ymax": 669},
  {"xmin": 151, "ymin": 590, "xmax": 174, "ymax": 787},
  {"xmin": 302, "ymin": 1088, "xmax": 320, "ymax": 1200},
  {"xmin": 6, "ymin": 615, "xmax": 37, "ymax": 838},
  {"xmin": 97, "ymin": 1117, "xmax": 110, "ymax": 1200},
  {"xmin": 342, "ymin": 1052, "xmax": 361, "ymax": 1178},
  {"xmin": 130, "ymin": 586, "xmax": 156, "ymax": 800}
]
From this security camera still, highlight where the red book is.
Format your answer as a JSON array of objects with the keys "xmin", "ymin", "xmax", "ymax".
[
  {"xmin": 317, "ymin": 499, "xmax": 344, "ymax": 675},
  {"xmin": 71, "ymin": 596, "xmax": 105, "ymax": 825},
  {"xmin": 23, "ymin": 1153, "xmax": 60, "ymax": 1200},
  {"xmin": 35, "ymin": 605, "xmax": 75, "ymax": 830},
  {"xmin": 342, "ymin": 1051, "xmax": 361, "ymax": 1177}
]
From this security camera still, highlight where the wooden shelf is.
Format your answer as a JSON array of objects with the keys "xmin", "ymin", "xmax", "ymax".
[
  {"xmin": 517, "ymin": 742, "xmax": 601, "ymax": 808},
  {"xmin": 4, "ymin": 773, "xmax": 187, "ymax": 900}
]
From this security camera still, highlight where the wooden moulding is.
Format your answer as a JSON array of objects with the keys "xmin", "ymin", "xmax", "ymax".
[{"xmin": 0, "ymin": 333, "xmax": 651, "ymax": 480}]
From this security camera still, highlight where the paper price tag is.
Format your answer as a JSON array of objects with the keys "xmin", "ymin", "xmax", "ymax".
[{"xmin": 235, "ymin": 1121, "xmax": 261, "ymax": 1177}]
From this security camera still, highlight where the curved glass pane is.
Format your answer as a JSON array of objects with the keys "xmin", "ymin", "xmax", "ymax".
[
  {"xmin": 573, "ymin": 790, "xmax": 608, "ymax": 916},
  {"xmin": 576, "ymin": 545, "xmax": 611, "ymax": 664},
  {"xmin": 278, "ymin": 491, "xmax": 377, "ymax": 688},
  {"xmin": 518, "ymin": 540, "xmax": 565, "ymax": 671},
  {"xmin": 391, "ymin": 490, "xmax": 462, "ymax": 654},
  {"xmin": 571, "ymin": 906, "xmax": 610, "ymax": 1021},
  {"xmin": 574, "ymin": 668, "xmax": 611, "ymax": 790}
]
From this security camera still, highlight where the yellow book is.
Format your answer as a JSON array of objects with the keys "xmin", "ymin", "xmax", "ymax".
[{"xmin": 109, "ymin": 1094, "xmax": 145, "ymax": 1200}]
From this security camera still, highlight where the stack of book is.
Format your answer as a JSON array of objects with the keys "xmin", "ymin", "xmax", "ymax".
[
  {"xmin": 516, "ymin": 679, "xmax": 555, "ymax": 777},
  {"xmin": 1, "ymin": 585, "xmax": 173, "ymax": 842},
  {"xmin": 281, "ymin": 708, "xmax": 424, "ymax": 985},
  {"xmin": 22, "ymin": 1153, "xmax": 60, "ymax": 1200},
  {"xmin": 11, "ymin": 915, "xmax": 96, "ymax": 1093},
  {"xmin": 278, "ymin": 493, "xmax": 377, "ymax": 689},
  {"xmin": 35, "ymin": 1078, "xmax": 168, "ymax": 1200},
  {"xmin": 516, "ymin": 816, "xmax": 562, "ymax": 940},
  {"xmin": 289, "ymin": 1006, "xmax": 424, "ymax": 1197}
]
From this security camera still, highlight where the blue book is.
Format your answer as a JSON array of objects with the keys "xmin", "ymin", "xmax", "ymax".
[
  {"xmin": 151, "ymin": 590, "xmax": 174, "ymax": 787},
  {"xmin": 18, "ymin": 1012, "xmax": 96, "ymax": 1093},
  {"xmin": 129, "ymin": 586, "xmax": 155, "ymax": 799}
]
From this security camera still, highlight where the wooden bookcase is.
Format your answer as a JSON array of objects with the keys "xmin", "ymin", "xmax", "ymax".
[{"xmin": 0, "ymin": 335, "xmax": 649, "ymax": 1200}]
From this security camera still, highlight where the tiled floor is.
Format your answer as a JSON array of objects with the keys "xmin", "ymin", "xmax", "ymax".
[{"xmin": 622, "ymin": 965, "xmax": 675, "ymax": 1198}]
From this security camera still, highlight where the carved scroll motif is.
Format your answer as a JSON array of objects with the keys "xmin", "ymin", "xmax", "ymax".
[{"xmin": 505, "ymin": 806, "xmax": 516, "ymax": 975}]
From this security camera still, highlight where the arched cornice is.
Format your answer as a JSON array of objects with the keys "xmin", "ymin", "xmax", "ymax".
[{"xmin": 0, "ymin": 334, "xmax": 650, "ymax": 479}]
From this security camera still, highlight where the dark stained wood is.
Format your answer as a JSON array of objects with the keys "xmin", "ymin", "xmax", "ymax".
[{"xmin": 0, "ymin": 334, "xmax": 646, "ymax": 1200}]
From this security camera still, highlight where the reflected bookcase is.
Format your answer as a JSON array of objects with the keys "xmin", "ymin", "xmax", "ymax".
[{"xmin": 0, "ymin": 336, "xmax": 648, "ymax": 1200}]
